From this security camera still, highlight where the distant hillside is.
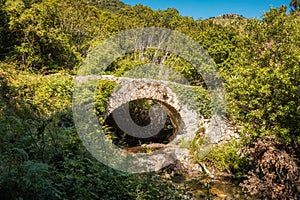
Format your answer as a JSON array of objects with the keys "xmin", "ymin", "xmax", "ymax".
[
  {"xmin": 205, "ymin": 14, "xmax": 248, "ymax": 25},
  {"xmin": 88, "ymin": 0, "xmax": 128, "ymax": 12},
  {"xmin": 212, "ymin": 14, "xmax": 246, "ymax": 20}
]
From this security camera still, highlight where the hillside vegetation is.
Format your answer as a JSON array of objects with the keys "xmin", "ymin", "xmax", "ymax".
[{"xmin": 0, "ymin": 0, "xmax": 299, "ymax": 199}]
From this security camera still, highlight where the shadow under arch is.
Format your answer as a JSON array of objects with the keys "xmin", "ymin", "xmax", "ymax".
[{"xmin": 103, "ymin": 98, "xmax": 183, "ymax": 152}]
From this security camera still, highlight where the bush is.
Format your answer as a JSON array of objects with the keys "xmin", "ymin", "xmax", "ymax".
[
  {"xmin": 190, "ymin": 133, "xmax": 249, "ymax": 175},
  {"xmin": 241, "ymin": 136, "xmax": 299, "ymax": 199}
]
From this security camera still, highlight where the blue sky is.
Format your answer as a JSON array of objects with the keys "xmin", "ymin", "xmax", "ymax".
[{"xmin": 121, "ymin": 0, "xmax": 291, "ymax": 19}]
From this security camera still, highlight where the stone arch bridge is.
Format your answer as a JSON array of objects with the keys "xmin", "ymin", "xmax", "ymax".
[
  {"xmin": 101, "ymin": 75, "xmax": 200, "ymax": 145},
  {"xmin": 75, "ymin": 75, "xmax": 236, "ymax": 150}
]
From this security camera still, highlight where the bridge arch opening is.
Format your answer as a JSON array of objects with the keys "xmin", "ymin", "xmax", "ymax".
[{"xmin": 103, "ymin": 98, "xmax": 182, "ymax": 152}]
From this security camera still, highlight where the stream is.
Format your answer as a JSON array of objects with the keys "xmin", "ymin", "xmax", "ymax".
[{"xmin": 171, "ymin": 173, "xmax": 252, "ymax": 200}]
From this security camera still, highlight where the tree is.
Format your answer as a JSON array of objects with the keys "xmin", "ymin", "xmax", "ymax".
[
  {"xmin": 224, "ymin": 7, "xmax": 300, "ymax": 144},
  {"xmin": 3, "ymin": 0, "xmax": 79, "ymax": 70},
  {"xmin": 3, "ymin": 0, "xmax": 119, "ymax": 71},
  {"xmin": 290, "ymin": 0, "xmax": 300, "ymax": 11},
  {"xmin": 0, "ymin": 1, "xmax": 9, "ymax": 59}
]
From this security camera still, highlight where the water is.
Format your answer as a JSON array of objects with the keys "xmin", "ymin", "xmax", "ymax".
[{"xmin": 171, "ymin": 174, "xmax": 252, "ymax": 200}]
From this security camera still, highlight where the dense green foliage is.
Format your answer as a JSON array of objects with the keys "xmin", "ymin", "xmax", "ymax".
[{"xmin": 0, "ymin": 0, "xmax": 299, "ymax": 199}]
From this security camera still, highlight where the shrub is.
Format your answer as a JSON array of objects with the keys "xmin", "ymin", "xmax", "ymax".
[
  {"xmin": 190, "ymin": 133, "xmax": 248, "ymax": 174},
  {"xmin": 241, "ymin": 136, "xmax": 299, "ymax": 199}
]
